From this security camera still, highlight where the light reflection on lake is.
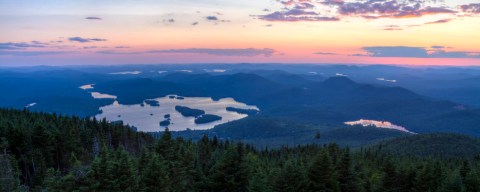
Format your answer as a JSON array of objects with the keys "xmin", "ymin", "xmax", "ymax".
[
  {"xmin": 344, "ymin": 119, "xmax": 414, "ymax": 134},
  {"xmin": 96, "ymin": 95, "xmax": 259, "ymax": 132},
  {"xmin": 91, "ymin": 92, "xmax": 117, "ymax": 99}
]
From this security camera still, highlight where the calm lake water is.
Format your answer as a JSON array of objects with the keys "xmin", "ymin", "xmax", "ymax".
[
  {"xmin": 344, "ymin": 119, "xmax": 414, "ymax": 134},
  {"xmin": 95, "ymin": 95, "xmax": 258, "ymax": 132}
]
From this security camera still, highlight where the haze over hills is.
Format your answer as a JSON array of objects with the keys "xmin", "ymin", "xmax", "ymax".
[{"xmin": 1, "ymin": 64, "xmax": 479, "ymax": 147}]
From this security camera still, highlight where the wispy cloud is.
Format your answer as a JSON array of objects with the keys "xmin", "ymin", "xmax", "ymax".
[
  {"xmin": 164, "ymin": 18, "xmax": 175, "ymax": 23},
  {"xmin": 205, "ymin": 16, "xmax": 230, "ymax": 23},
  {"xmin": 206, "ymin": 16, "xmax": 218, "ymax": 21},
  {"xmin": 96, "ymin": 48, "xmax": 277, "ymax": 57},
  {"xmin": 85, "ymin": 16, "xmax": 102, "ymax": 20},
  {"xmin": 313, "ymin": 52, "xmax": 338, "ymax": 55},
  {"xmin": 0, "ymin": 50, "xmax": 71, "ymax": 56},
  {"xmin": 258, "ymin": 11, "xmax": 340, "ymax": 22},
  {"xmin": 96, "ymin": 50, "xmax": 139, "ymax": 55},
  {"xmin": 382, "ymin": 25, "xmax": 403, "ymax": 30},
  {"xmin": 258, "ymin": 0, "xmax": 464, "ymax": 23},
  {"xmin": 68, "ymin": 37, "xmax": 106, "ymax": 43},
  {"xmin": 357, "ymin": 46, "xmax": 480, "ymax": 58},
  {"xmin": 425, "ymin": 18, "xmax": 452, "ymax": 24},
  {"xmin": 460, "ymin": 3, "xmax": 480, "ymax": 14},
  {"xmin": 149, "ymin": 48, "xmax": 276, "ymax": 57},
  {"xmin": 0, "ymin": 41, "xmax": 48, "ymax": 50}
]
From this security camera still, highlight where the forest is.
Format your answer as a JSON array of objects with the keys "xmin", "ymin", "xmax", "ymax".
[{"xmin": 1, "ymin": 108, "xmax": 479, "ymax": 192}]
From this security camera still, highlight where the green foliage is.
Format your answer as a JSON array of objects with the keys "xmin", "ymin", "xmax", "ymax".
[
  {"xmin": 373, "ymin": 133, "xmax": 480, "ymax": 158},
  {"xmin": 308, "ymin": 150, "xmax": 339, "ymax": 191},
  {"xmin": 1, "ymin": 108, "xmax": 479, "ymax": 191}
]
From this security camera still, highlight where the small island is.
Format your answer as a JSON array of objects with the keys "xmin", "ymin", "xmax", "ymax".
[
  {"xmin": 144, "ymin": 99, "xmax": 160, "ymax": 106},
  {"xmin": 159, "ymin": 120, "xmax": 171, "ymax": 126},
  {"xmin": 175, "ymin": 106, "xmax": 205, "ymax": 117},
  {"xmin": 194, "ymin": 114, "xmax": 222, "ymax": 124},
  {"xmin": 226, "ymin": 107, "xmax": 259, "ymax": 115}
]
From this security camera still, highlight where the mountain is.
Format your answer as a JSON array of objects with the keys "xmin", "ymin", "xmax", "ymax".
[
  {"xmin": 2, "ymin": 67, "xmax": 480, "ymax": 139},
  {"xmin": 94, "ymin": 78, "xmax": 182, "ymax": 104},
  {"xmin": 92, "ymin": 73, "xmax": 480, "ymax": 137},
  {"xmin": 95, "ymin": 73, "xmax": 285, "ymax": 104},
  {"xmin": 174, "ymin": 116, "xmax": 410, "ymax": 148},
  {"xmin": 256, "ymin": 76, "xmax": 480, "ymax": 136},
  {"xmin": 0, "ymin": 71, "xmax": 112, "ymax": 116}
]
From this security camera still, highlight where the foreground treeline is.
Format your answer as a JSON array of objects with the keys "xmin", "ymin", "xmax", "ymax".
[{"xmin": 1, "ymin": 109, "xmax": 480, "ymax": 191}]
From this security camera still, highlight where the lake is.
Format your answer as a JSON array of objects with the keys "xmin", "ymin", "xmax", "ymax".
[
  {"xmin": 344, "ymin": 119, "xmax": 414, "ymax": 134},
  {"xmin": 95, "ymin": 94, "xmax": 259, "ymax": 132}
]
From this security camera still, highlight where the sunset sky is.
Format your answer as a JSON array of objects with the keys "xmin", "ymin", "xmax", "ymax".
[{"xmin": 1, "ymin": 0, "xmax": 480, "ymax": 66}]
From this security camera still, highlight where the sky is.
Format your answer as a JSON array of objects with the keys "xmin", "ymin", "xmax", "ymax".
[{"xmin": 0, "ymin": 0, "xmax": 480, "ymax": 66}]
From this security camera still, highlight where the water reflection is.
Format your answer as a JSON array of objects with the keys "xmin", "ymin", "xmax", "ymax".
[
  {"xmin": 96, "ymin": 95, "xmax": 259, "ymax": 132},
  {"xmin": 344, "ymin": 119, "xmax": 414, "ymax": 134}
]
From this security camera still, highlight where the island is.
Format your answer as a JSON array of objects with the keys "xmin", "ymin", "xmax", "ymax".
[
  {"xmin": 144, "ymin": 99, "xmax": 160, "ymax": 106},
  {"xmin": 159, "ymin": 120, "xmax": 171, "ymax": 126},
  {"xmin": 226, "ymin": 107, "xmax": 259, "ymax": 115},
  {"xmin": 194, "ymin": 114, "xmax": 222, "ymax": 124},
  {"xmin": 175, "ymin": 106, "xmax": 205, "ymax": 117}
]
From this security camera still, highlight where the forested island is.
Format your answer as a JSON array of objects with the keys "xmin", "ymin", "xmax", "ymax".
[
  {"xmin": 0, "ymin": 108, "xmax": 479, "ymax": 191},
  {"xmin": 144, "ymin": 99, "xmax": 160, "ymax": 107},
  {"xmin": 175, "ymin": 106, "xmax": 205, "ymax": 117},
  {"xmin": 194, "ymin": 114, "xmax": 222, "ymax": 124},
  {"xmin": 226, "ymin": 107, "xmax": 259, "ymax": 115}
]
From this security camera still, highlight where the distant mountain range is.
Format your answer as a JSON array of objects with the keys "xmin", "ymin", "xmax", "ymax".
[{"xmin": 1, "ymin": 64, "xmax": 479, "ymax": 147}]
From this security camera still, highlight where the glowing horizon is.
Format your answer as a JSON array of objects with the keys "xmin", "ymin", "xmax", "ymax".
[{"xmin": 1, "ymin": 0, "xmax": 480, "ymax": 66}]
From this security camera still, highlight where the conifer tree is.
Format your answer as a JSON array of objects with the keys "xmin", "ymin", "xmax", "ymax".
[
  {"xmin": 273, "ymin": 159, "xmax": 308, "ymax": 192},
  {"xmin": 139, "ymin": 153, "xmax": 170, "ymax": 192},
  {"xmin": 338, "ymin": 149, "xmax": 361, "ymax": 192},
  {"xmin": 207, "ymin": 144, "xmax": 248, "ymax": 192},
  {"xmin": 308, "ymin": 150, "xmax": 339, "ymax": 192},
  {"xmin": 381, "ymin": 159, "xmax": 398, "ymax": 192},
  {"xmin": 441, "ymin": 170, "xmax": 466, "ymax": 192},
  {"xmin": 464, "ymin": 169, "xmax": 480, "ymax": 192}
]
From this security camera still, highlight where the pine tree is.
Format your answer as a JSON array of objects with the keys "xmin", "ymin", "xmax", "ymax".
[
  {"xmin": 139, "ymin": 153, "xmax": 170, "ymax": 192},
  {"xmin": 207, "ymin": 144, "xmax": 249, "ymax": 192},
  {"xmin": 85, "ymin": 145, "xmax": 110, "ymax": 191},
  {"xmin": 248, "ymin": 171, "xmax": 271, "ymax": 192},
  {"xmin": 308, "ymin": 150, "xmax": 339, "ymax": 192},
  {"xmin": 273, "ymin": 159, "xmax": 308, "ymax": 192},
  {"xmin": 111, "ymin": 148, "xmax": 138, "ymax": 191},
  {"xmin": 441, "ymin": 170, "xmax": 465, "ymax": 192},
  {"xmin": 381, "ymin": 159, "xmax": 398, "ymax": 192},
  {"xmin": 459, "ymin": 160, "xmax": 470, "ymax": 180},
  {"xmin": 338, "ymin": 149, "xmax": 361, "ymax": 192},
  {"xmin": 0, "ymin": 144, "xmax": 20, "ymax": 192},
  {"xmin": 464, "ymin": 169, "xmax": 480, "ymax": 192}
]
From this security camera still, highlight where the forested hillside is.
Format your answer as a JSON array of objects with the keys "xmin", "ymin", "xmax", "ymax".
[
  {"xmin": 1, "ymin": 108, "xmax": 480, "ymax": 191},
  {"xmin": 373, "ymin": 133, "xmax": 480, "ymax": 158}
]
